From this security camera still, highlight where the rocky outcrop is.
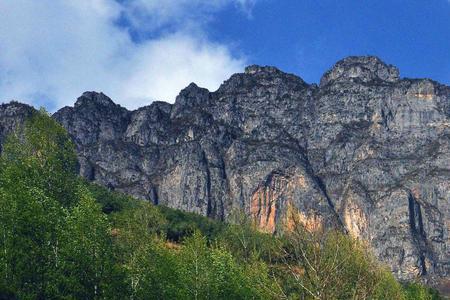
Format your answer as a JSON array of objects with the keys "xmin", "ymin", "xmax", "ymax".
[
  {"xmin": 0, "ymin": 101, "xmax": 34, "ymax": 152},
  {"xmin": 2, "ymin": 56, "xmax": 450, "ymax": 285}
]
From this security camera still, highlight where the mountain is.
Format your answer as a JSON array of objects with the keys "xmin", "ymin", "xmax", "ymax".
[{"xmin": 2, "ymin": 56, "xmax": 450, "ymax": 286}]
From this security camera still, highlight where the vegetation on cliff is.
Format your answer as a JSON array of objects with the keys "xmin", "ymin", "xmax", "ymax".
[{"xmin": 0, "ymin": 111, "xmax": 440, "ymax": 299}]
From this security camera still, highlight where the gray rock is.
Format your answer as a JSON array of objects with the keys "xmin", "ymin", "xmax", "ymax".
[
  {"xmin": 0, "ymin": 101, "xmax": 34, "ymax": 152},
  {"xmin": 2, "ymin": 56, "xmax": 450, "ymax": 286},
  {"xmin": 320, "ymin": 56, "xmax": 400, "ymax": 86}
]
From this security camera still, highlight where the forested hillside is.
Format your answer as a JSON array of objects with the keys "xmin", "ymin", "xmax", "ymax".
[{"xmin": 0, "ymin": 111, "xmax": 440, "ymax": 299}]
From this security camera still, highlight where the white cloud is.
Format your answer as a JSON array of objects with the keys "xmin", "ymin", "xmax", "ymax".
[
  {"xmin": 0, "ymin": 0, "xmax": 251, "ymax": 110},
  {"xmin": 119, "ymin": 32, "xmax": 244, "ymax": 108},
  {"xmin": 122, "ymin": 0, "xmax": 258, "ymax": 29}
]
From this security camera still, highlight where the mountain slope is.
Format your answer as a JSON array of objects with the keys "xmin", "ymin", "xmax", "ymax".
[{"xmin": 2, "ymin": 56, "xmax": 450, "ymax": 285}]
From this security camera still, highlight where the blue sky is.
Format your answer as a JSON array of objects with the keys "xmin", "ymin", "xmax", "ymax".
[
  {"xmin": 210, "ymin": 0, "xmax": 450, "ymax": 84},
  {"xmin": 0, "ymin": 0, "xmax": 449, "ymax": 111}
]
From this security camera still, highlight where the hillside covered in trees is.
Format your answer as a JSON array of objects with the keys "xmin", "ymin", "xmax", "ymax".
[{"xmin": 0, "ymin": 111, "xmax": 441, "ymax": 299}]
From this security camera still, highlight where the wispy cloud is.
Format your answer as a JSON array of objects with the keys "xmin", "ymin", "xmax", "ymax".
[{"xmin": 0, "ymin": 0, "xmax": 256, "ymax": 110}]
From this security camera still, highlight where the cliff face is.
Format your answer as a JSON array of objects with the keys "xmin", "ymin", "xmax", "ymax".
[
  {"xmin": 2, "ymin": 56, "xmax": 450, "ymax": 283},
  {"xmin": 0, "ymin": 101, "xmax": 34, "ymax": 151}
]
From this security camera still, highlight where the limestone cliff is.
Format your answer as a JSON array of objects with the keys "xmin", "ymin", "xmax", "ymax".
[{"xmin": 2, "ymin": 56, "xmax": 450, "ymax": 285}]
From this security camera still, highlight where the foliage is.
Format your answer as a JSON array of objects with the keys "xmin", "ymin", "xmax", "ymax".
[
  {"xmin": 218, "ymin": 210, "xmax": 281, "ymax": 263},
  {"xmin": 403, "ymin": 282, "xmax": 441, "ymax": 300},
  {"xmin": 157, "ymin": 205, "xmax": 226, "ymax": 242},
  {"xmin": 1, "ymin": 109, "xmax": 79, "ymax": 207},
  {"xmin": 0, "ymin": 181, "xmax": 63, "ymax": 299},
  {"xmin": 0, "ymin": 111, "xmax": 75, "ymax": 298},
  {"xmin": 86, "ymin": 182, "xmax": 136, "ymax": 214},
  {"xmin": 57, "ymin": 190, "xmax": 122, "ymax": 299},
  {"xmin": 177, "ymin": 231, "xmax": 276, "ymax": 299},
  {"xmin": 278, "ymin": 218, "xmax": 408, "ymax": 299},
  {"xmin": 111, "ymin": 201, "xmax": 176, "ymax": 299}
]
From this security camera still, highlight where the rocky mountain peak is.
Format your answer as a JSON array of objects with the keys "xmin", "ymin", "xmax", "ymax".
[
  {"xmin": 320, "ymin": 56, "xmax": 400, "ymax": 86},
  {"xmin": 74, "ymin": 91, "xmax": 117, "ymax": 108},
  {"xmin": 244, "ymin": 65, "xmax": 282, "ymax": 75},
  {"xmin": 171, "ymin": 83, "xmax": 210, "ymax": 118},
  {"xmin": 176, "ymin": 82, "xmax": 210, "ymax": 100},
  {"xmin": 0, "ymin": 101, "xmax": 34, "ymax": 116},
  {"xmin": 217, "ymin": 65, "xmax": 308, "ymax": 98},
  {"xmin": 0, "ymin": 101, "xmax": 34, "ymax": 151},
  {"xmin": 243, "ymin": 65, "xmax": 306, "ymax": 83}
]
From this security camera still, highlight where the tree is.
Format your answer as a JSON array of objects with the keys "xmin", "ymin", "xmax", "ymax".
[
  {"xmin": 403, "ymin": 282, "xmax": 441, "ymax": 300},
  {"xmin": 112, "ymin": 202, "xmax": 176, "ymax": 299},
  {"xmin": 57, "ymin": 190, "xmax": 121, "ymax": 299},
  {"xmin": 0, "ymin": 111, "xmax": 70, "ymax": 299},
  {"xmin": 279, "ymin": 217, "xmax": 405, "ymax": 299},
  {"xmin": 122, "ymin": 237, "xmax": 181, "ymax": 300},
  {"xmin": 1, "ymin": 110, "xmax": 79, "ymax": 208},
  {"xmin": 0, "ymin": 184, "xmax": 63, "ymax": 299},
  {"xmin": 219, "ymin": 210, "xmax": 281, "ymax": 263},
  {"xmin": 178, "ymin": 231, "xmax": 277, "ymax": 299}
]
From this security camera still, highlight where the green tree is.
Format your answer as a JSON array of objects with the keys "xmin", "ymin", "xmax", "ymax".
[
  {"xmin": 0, "ymin": 111, "xmax": 73, "ymax": 298},
  {"xmin": 113, "ymin": 202, "xmax": 180, "ymax": 299},
  {"xmin": 86, "ymin": 182, "xmax": 136, "ymax": 214},
  {"xmin": 178, "ymin": 232, "xmax": 212, "ymax": 299},
  {"xmin": 219, "ymin": 210, "xmax": 281, "ymax": 263},
  {"xmin": 4, "ymin": 110, "xmax": 79, "ymax": 207},
  {"xmin": 123, "ymin": 237, "xmax": 182, "ymax": 300},
  {"xmin": 178, "ymin": 231, "xmax": 276, "ymax": 299},
  {"xmin": 157, "ymin": 205, "xmax": 225, "ymax": 242},
  {"xmin": 0, "ymin": 183, "xmax": 63, "ymax": 299},
  {"xmin": 280, "ymin": 220, "xmax": 406, "ymax": 299},
  {"xmin": 57, "ymin": 190, "xmax": 119, "ymax": 299},
  {"xmin": 403, "ymin": 282, "xmax": 441, "ymax": 300},
  {"xmin": 209, "ymin": 245, "xmax": 276, "ymax": 299}
]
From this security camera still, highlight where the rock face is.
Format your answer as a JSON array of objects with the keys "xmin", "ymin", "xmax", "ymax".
[
  {"xmin": 0, "ymin": 102, "xmax": 34, "ymax": 152},
  {"xmin": 2, "ymin": 56, "xmax": 450, "ymax": 284}
]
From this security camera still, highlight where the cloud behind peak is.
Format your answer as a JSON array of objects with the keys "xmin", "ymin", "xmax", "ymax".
[{"xmin": 0, "ymin": 0, "xmax": 251, "ymax": 110}]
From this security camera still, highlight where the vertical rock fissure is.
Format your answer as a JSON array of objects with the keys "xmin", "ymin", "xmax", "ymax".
[
  {"xmin": 408, "ymin": 193, "xmax": 417, "ymax": 232},
  {"xmin": 306, "ymin": 162, "xmax": 346, "ymax": 229},
  {"xmin": 315, "ymin": 176, "xmax": 336, "ymax": 210},
  {"xmin": 266, "ymin": 181, "xmax": 274, "ymax": 226},
  {"xmin": 220, "ymin": 157, "xmax": 228, "ymax": 180},
  {"xmin": 408, "ymin": 192, "xmax": 428, "ymax": 276},
  {"xmin": 263, "ymin": 173, "xmax": 276, "ymax": 222},
  {"xmin": 408, "ymin": 193, "xmax": 426, "ymax": 238},
  {"xmin": 314, "ymin": 175, "xmax": 348, "ymax": 231},
  {"xmin": 219, "ymin": 157, "xmax": 227, "ymax": 221},
  {"xmin": 149, "ymin": 187, "xmax": 159, "ymax": 205},
  {"xmin": 380, "ymin": 107, "xmax": 394, "ymax": 130},
  {"xmin": 201, "ymin": 151, "xmax": 213, "ymax": 218},
  {"xmin": 295, "ymin": 138, "xmax": 346, "ymax": 230}
]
